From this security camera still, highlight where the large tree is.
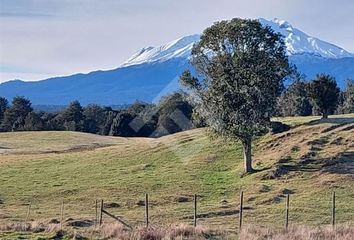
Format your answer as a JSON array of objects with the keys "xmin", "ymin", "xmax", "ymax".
[
  {"xmin": 307, "ymin": 74, "xmax": 340, "ymax": 119},
  {"xmin": 180, "ymin": 18, "xmax": 293, "ymax": 173}
]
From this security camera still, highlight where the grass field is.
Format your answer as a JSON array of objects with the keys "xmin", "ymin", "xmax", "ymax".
[{"xmin": 0, "ymin": 114, "xmax": 353, "ymax": 239}]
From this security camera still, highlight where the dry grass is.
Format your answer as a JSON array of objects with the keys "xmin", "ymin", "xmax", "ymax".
[
  {"xmin": 240, "ymin": 224, "xmax": 354, "ymax": 240},
  {"xmin": 0, "ymin": 221, "xmax": 60, "ymax": 233},
  {"xmin": 98, "ymin": 223, "xmax": 225, "ymax": 240}
]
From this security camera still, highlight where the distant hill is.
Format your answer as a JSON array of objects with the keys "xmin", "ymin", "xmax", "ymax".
[{"xmin": 1, "ymin": 18, "xmax": 353, "ymax": 105}]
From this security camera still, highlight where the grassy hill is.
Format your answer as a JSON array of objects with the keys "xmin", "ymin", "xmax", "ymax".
[{"xmin": 0, "ymin": 114, "xmax": 353, "ymax": 237}]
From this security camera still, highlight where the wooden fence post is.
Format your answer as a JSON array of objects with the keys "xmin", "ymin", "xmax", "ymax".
[
  {"xmin": 194, "ymin": 194, "xmax": 197, "ymax": 227},
  {"xmin": 239, "ymin": 191, "xmax": 243, "ymax": 231},
  {"xmin": 60, "ymin": 201, "xmax": 64, "ymax": 230},
  {"xmin": 285, "ymin": 194, "xmax": 290, "ymax": 230},
  {"xmin": 100, "ymin": 199, "xmax": 104, "ymax": 226},
  {"xmin": 332, "ymin": 191, "xmax": 336, "ymax": 228},
  {"xmin": 25, "ymin": 202, "xmax": 31, "ymax": 223},
  {"xmin": 145, "ymin": 194, "xmax": 149, "ymax": 228},
  {"xmin": 95, "ymin": 199, "xmax": 98, "ymax": 226}
]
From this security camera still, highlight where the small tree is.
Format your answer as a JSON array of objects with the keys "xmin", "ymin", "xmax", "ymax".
[
  {"xmin": 61, "ymin": 100, "xmax": 84, "ymax": 131},
  {"xmin": 156, "ymin": 92, "xmax": 194, "ymax": 136},
  {"xmin": 307, "ymin": 74, "xmax": 340, "ymax": 119},
  {"xmin": 277, "ymin": 80, "xmax": 312, "ymax": 116},
  {"xmin": 0, "ymin": 97, "xmax": 9, "ymax": 128},
  {"xmin": 23, "ymin": 112, "xmax": 44, "ymax": 131},
  {"xmin": 83, "ymin": 104, "xmax": 106, "ymax": 134},
  {"xmin": 180, "ymin": 18, "xmax": 293, "ymax": 173},
  {"xmin": 2, "ymin": 96, "xmax": 33, "ymax": 131},
  {"xmin": 338, "ymin": 79, "xmax": 354, "ymax": 114}
]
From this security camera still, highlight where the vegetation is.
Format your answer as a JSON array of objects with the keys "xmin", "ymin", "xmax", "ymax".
[
  {"xmin": 240, "ymin": 224, "xmax": 354, "ymax": 240},
  {"xmin": 338, "ymin": 79, "xmax": 354, "ymax": 114},
  {"xmin": 276, "ymin": 80, "xmax": 312, "ymax": 117},
  {"xmin": 180, "ymin": 18, "xmax": 293, "ymax": 173},
  {"xmin": 0, "ymin": 114, "xmax": 353, "ymax": 239},
  {"xmin": 307, "ymin": 74, "xmax": 340, "ymax": 119},
  {"xmin": 0, "ymin": 92, "xmax": 194, "ymax": 138}
]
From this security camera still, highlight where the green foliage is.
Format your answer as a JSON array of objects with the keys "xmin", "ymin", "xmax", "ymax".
[
  {"xmin": 0, "ymin": 97, "xmax": 9, "ymax": 130},
  {"xmin": 180, "ymin": 18, "xmax": 293, "ymax": 172},
  {"xmin": 277, "ymin": 80, "xmax": 312, "ymax": 116},
  {"xmin": 307, "ymin": 74, "xmax": 340, "ymax": 119},
  {"xmin": 23, "ymin": 112, "xmax": 44, "ymax": 131},
  {"xmin": 60, "ymin": 100, "xmax": 84, "ymax": 131},
  {"xmin": 83, "ymin": 104, "xmax": 106, "ymax": 134},
  {"xmin": 155, "ymin": 92, "xmax": 194, "ymax": 136},
  {"xmin": 1, "ymin": 96, "xmax": 33, "ymax": 131},
  {"xmin": 337, "ymin": 79, "xmax": 354, "ymax": 114}
]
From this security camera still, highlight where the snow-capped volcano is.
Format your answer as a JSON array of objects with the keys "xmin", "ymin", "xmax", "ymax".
[
  {"xmin": 1, "ymin": 18, "xmax": 354, "ymax": 105},
  {"xmin": 122, "ymin": 18, "xmax": 354, "ymax": 67}
]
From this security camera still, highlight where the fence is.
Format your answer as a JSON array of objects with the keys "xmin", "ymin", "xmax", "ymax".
[
  {"xmin": 1, "ymin": 191, "xmax": 349, "ymax": 233},
  {"xmin": 93, "ymin": 191, "xmax": 340, "ymax": 233}
]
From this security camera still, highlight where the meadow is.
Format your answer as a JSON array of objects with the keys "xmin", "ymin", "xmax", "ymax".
[{"xmin": 0, "ymin": 114, "xmax": 353, "ymax": 239}]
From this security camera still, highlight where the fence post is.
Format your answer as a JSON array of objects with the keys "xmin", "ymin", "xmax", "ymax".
[
  {"xmin": 100, "ymin": 199, "xmax": 103, "ymax": 226},
  {"xmin": 332, "ymin": 191, "xmax": 336, "ymax": 228},
  {"xmin": 60, "ymin": 201, "xmax": 64, "ymax": 230},
  {"xmin": 194, "ymin": 194, "xmax": 197, "ymax": 227},
  {"xmin": 145, "ymin": 194, "xmax": 149, "ymax": 228},
  {"xmin": 25, "ymin": 202, "xmax": 31, "ymax": 223},
  {"xmin": 239, "ymin": 191, "xmax": 243, "ymax": 231},
  {"xmin": 285, "ymin": 194, "xmax": 290, "ymax": 230},
  {"xmin": 95, "ymin": 199, "xmax": 98, "ymax": 226}
]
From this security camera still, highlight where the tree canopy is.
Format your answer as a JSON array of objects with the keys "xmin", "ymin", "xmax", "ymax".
[
  {"xmin": 180, "ymin": 18, "xmax": 294, "ymax": 173},
  {"xmin": 307, "ymin": 74, "xmax": 340, "ymax": 119}
]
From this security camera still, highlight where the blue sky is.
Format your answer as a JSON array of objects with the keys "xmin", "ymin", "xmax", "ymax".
[{"xmin": 0, "ymin": 0, "xmax": 354, "ymax": 82}]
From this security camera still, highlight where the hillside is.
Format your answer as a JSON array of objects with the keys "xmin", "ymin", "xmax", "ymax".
[{"xmin": 0, "ymin": 114, "xmax": 353, "ymax": 237}]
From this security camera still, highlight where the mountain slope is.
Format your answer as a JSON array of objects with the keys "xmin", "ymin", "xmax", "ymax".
[{"xmin": 0, "ymin": 18, "xmax": 353, "ymax": 105}]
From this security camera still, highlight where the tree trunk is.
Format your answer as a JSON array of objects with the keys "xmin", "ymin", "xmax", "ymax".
[{"xmin": 242, "ymin": 138, "xmax": 253, "ymax": 173}]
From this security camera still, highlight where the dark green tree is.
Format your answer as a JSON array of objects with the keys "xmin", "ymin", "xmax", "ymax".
[
  {"xmin": 23, "ymin": 112, "xmax": 44, "ymax": 131},
  {"xmin": 155, "ymin": 92, "xmax": 193, "ymax": 136},
  {"xmin": 102, "ymin": 110, "xmax": 117, "ymax": 135},
  {"xmin": 307, "ymin": 74, "xmax": 340, "ymax": 119},
  {"xmin": 2, "ymin": 96, "xmax": 33, "ymax": 131},
  {"xmin": 60, "ymin": 100, "xmax": 84, "ymax": 131},
  {"xmin": 83, "ymin": 104, "xmax": 106, "ymax": 134},
  {"xmin": 180, "ymin": 18, "xmax": 293, "ymax": 173},
  {"xmin": 337, "ymin": 79, "xmax": 354, "ymax": 114},
  {"xmin": 277, "ymin": 80, "xmax": 312, "ymax": 116},
  {"xmin": 0, "ymin": 97, "xmax": 9, "ymax": 129},
  {"xmin": 109, "ymin": 111, "xmax": 136, "ymax": 137}
]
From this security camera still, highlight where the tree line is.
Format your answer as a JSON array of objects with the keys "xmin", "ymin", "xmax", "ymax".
[
  {"xmin": 277, "ymin": 75, "xmax": 354, "ymax": 118},
  {"xmin": 0, "ymin": 75, "xmax": 353, "ymax": 138},
  {"xmin": 0, "ymin": 92, "xmax": 197, "ymax": 137}
]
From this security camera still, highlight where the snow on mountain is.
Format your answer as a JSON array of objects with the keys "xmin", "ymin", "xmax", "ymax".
[
  {"xmin": 259, "ymin": 18, "xmax": 354, "ymax": 59},
  {"xmin": 122, "ymin": 34, "xmax": 200, "ymax": 67},
  {"xmin": 122, "ymin": 18, "xmax": 354, "ymax": 67}
]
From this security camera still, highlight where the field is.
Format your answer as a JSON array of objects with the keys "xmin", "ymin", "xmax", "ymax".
[{"xmin": 0, "ymin": 114, "xmax": 353, "ymax": 239}]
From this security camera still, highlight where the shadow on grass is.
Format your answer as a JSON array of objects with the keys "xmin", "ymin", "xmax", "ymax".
[{"xmin": 307, "ymin": 117, "xmax": 354, "ymax": 126}]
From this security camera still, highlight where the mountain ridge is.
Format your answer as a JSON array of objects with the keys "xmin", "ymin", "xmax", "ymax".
[{"xmin": 1, "ymin": 18, "xmax": 353, "ymax": 105}]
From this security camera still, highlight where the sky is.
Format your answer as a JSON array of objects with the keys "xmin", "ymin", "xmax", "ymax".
[{"xmin": 0, "ymin": 0, "xmax": 354, "ymax": 83}]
